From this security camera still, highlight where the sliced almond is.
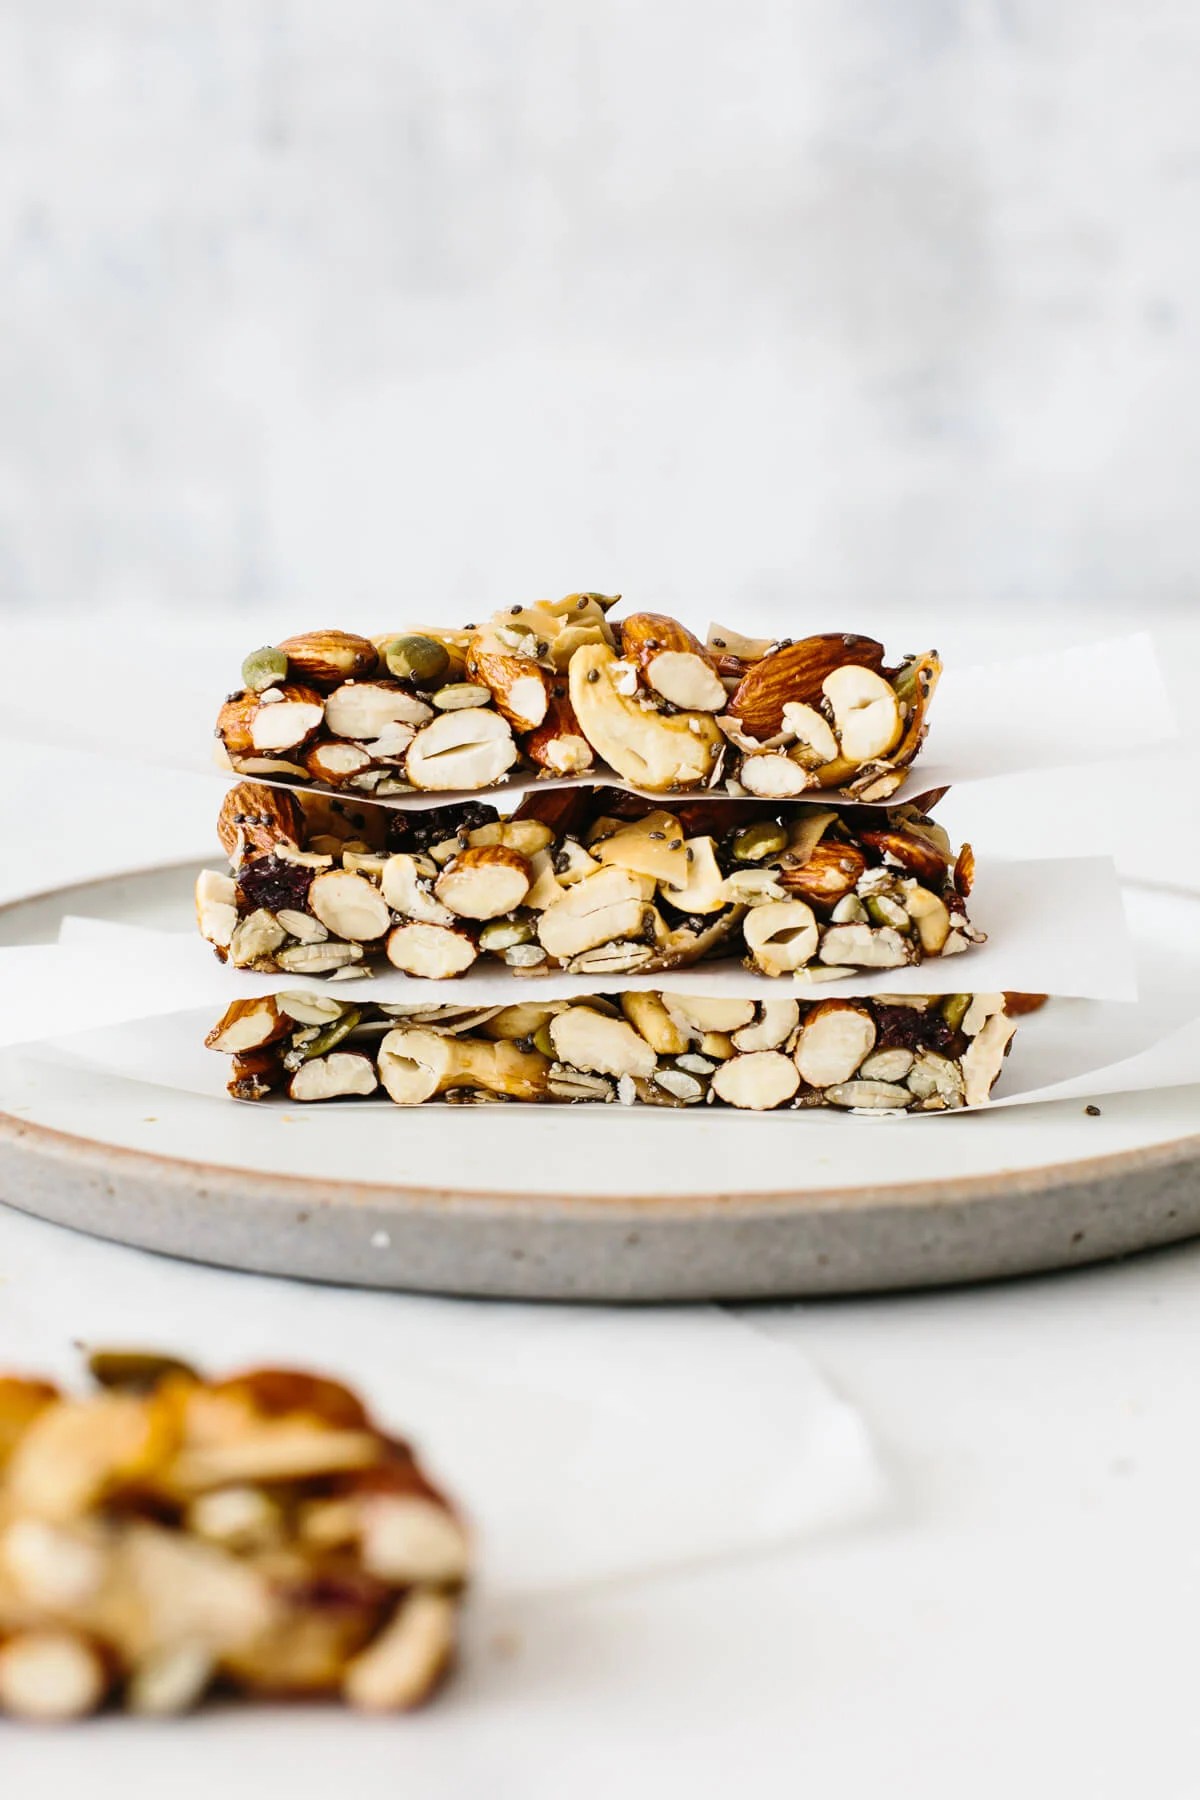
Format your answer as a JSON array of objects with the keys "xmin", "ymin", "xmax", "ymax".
[
  {"xmin": 739, "ymin": 753, "xmax": 812, "ymax": 798},
  {"xmin": 324, "ymin": 682, "xmax": 433, "ymax": 740},
  {"xmin": 304, "ymin": 742, "xmax": 373, "ymax": 786},
  {"xmin": 729, "ymin": 634, "xmax": 886, "ymax": 738},
  {"xmin": 405, "ymin": 709, "xmax": 518, "ymax": 791},
  {"xmin": 742, "ymin": 900, "xmax": 819, "ymax": 975},
  {"xmin": 661, "ymin": 995, "xmax": 756, "ymax": 1035},
  {"xmin": 289, "ymin": 1053, "xmax": 379, "ymax": 1102},
  {"xmin": 549, "ymin": 1007, "xmax": 658, "ymax": 1079},
  {"xmin": 381, "ymin": 854, "xmax": 455, "ymax": 926},
  {"xmin": 386, "ymin": 923, "xmax": 478, "ymax": 979},
  {"xmin": 793, "ymin": 1001, "xmax": 877, "ymax": 1086},
  {"xmin": 434, "ymin": 847, "xmax": 532, "ymax": 921},
  {"xmin": 465, "ymin": 630, "xmax": 551, "ymax": 731},
  {"xmin": 248, "ymin": 685, "xmax": 326, "ymax": 753},
  {"xmin": 0, "ymin": 1630, "xmax": 108, "ymax": 1721},
  {"xmin": 308, "ymin": 871, "xmax": 392, "ymax": 941},
  {"xmin": 195, "ymin": 869, "xmax": 238, "ymax": 950},
  {"xmin": 204, "ymin": 997, "xmax": 288, "ymax": 1055},
  {"xmin": 711, "ymin": 1051, "xmax": 799, "ymax": 1111},
  {"xmin": 619, "ymin": 613, "xmax": 726, "ymax": 710}
]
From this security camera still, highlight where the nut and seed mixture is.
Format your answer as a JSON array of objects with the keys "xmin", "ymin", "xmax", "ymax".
[
  {"xmin": 205, "ymin": 989, "xmax": 1020, "ymax": 1112},
  {"xmin": 198, "ymin": 780, "xmax": 982, "ymax": 982},
  {"xmin": 214, "ymin": 606, "xmax": 940, "ymax": 802},
  {"xmin": 0, "ymin": 1355, "xmax": 467, "ymax": 1722}
]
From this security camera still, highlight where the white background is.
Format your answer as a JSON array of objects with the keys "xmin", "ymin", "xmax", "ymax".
[{"xmin": 1, "ymin": 2, "xmax": 1198, "ymax": 620}]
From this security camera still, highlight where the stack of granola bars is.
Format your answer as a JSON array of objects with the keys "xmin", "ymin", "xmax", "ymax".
[{"xmin": 197, "ymin": 598, "xmax": 1029, "ymax": 1113}]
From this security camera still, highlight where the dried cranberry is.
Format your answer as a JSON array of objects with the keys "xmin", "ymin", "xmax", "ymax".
[
  {"xmin": 238, "ymin": 854, "xmax": 314, "ymax": 915},
  {"xmin": 386, "ymin": 801, "xmax": 499, "ymax": 854}
]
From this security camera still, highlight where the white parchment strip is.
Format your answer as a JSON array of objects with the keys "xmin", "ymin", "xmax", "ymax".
[
  {"xmin": 32, "ymin": 854, "xmax": 1136, "ymax": 1034},
  {"xmin": 1, "ymin": 632, "xmax": 1175, "ymax": 811},
  {"xmin": 17, "ymin": 991, "xmax": 1200, "ymax": 1117}
]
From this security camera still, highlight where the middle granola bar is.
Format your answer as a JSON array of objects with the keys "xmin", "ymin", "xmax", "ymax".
[{"xmin": 197, "ymin": 781, "xmax": 983, "ymax": 982}]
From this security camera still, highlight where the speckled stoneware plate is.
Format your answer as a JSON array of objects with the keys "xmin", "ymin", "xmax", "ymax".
[{"xmin": 0, "ymin": 863, "xmax": 1198, "ymax": 1301}]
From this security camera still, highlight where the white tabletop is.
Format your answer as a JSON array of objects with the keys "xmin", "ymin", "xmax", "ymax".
[{"xmin": 2, "ymin": 608, "xmax": 1198, "ymax": 1797}]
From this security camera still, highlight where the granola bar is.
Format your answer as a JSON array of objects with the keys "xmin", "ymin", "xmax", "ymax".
[
  {"xmin": 0, "ymin": 1355, "xmax": 467, "ymax": 1720},
  {"xmin": 206, "ymin": 989, "xmax": 1019, "ymax": 1111},
  {"xmin": 197, "ymin": 781, "xmax": 982, "ymax": 981},
  {"xmin": 215, "ymin": 604, "xmax": 940, "ymax": 802}
]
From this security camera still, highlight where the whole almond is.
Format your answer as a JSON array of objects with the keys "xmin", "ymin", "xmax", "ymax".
[
  {"xmin": 729, "ymin": 634, "xmax": 886, "ymax": 739},
  {"xmin": 617, "ymin": 614, "xmax": 725, "ymax": 711},
  {"xmin": 779, "ymin": 840, "xmax": 866, "ymax": 907},
  {"xmin": 858, "ymin": 826, "xmax": 949, "ymax": 886},
  {"xmin": 276, "ymin": 630, "xmax": 379, "ymax": 687},
  {"xmin": 524, "ymin": 687, "xmax": 593, "ymax": 774},
  {"xmin": 465, "ymin": 631, "xmax": 551, "ymax": 732},
  {"xmin": 215, "ymin": 693, "xmax": 260, "ymax": 757},
  {"xmin": 217, "ymin": 782, "xmax": 304, "ymax": 861}
]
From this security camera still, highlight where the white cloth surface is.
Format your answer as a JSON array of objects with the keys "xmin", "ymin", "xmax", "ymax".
[{"xmin": 0, "ymin": 1207, "xmax": 882, "ymax": 1595}]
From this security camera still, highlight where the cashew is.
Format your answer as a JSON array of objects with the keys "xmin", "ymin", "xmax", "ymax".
[
  {"xmin": 822, "ymin": 665, "xmax": 903, "ymax": 764},
  {"xmin": 381, "ymin": 854, "xmax": 455, "ymax": 925},
  {"xmin": 378, "ymin": 1029, "xmax": 549, "ymax": 1104},
  {"xmin": 567, "ymin": 644, "xmax": 722, "ymax": 792},
  {"xmin": 619, "ymin": 991, "xmax": 689, "ymax": 1055},
  {"xmin": 536, "ymin": 865, "xmax": 652, "ymax": 959},
  {"xmin": 780, "ymin": 702, "xmax": 839, "ymax": 766},
  {"xmin": 962, "ymin": 1011, "xmax": 1017, "ymax": 1106},
  {"xmin": 731, "ymin": 1000, "xmax": 800, "ymax": 1052}
]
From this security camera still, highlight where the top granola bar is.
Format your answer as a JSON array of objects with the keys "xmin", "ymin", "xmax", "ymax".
[{"xmin": 215, "ymin": 598, "xmax": 941, "ymax": 803}]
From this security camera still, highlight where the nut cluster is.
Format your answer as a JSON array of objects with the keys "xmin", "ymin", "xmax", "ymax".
[
  {"xmin": 205, "ymin": 989, "xmax": 1019, "ymax": 1112},
  {"xmin": 0, "ymin": 1355, "xmax": 467, "ymax": 1722},
  {"xmin": 197, "ymin": 781, "xmax": 981, "ymax": 982},
  {"xmin": 214, "ymin": 606, "xmax": 940, "ymax": 801}
]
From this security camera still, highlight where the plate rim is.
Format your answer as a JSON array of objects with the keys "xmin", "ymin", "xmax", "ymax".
[
  {"xmin": 1, "ymin": 1105, "xmax": 1199, "ymax": 1220},
  {"xmin": 2, "ymin": 861, "xmax": 1198, "ymax": 1220}
]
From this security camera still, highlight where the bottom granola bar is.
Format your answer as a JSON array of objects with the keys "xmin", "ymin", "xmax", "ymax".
[
  {"xmin": 0, "ymin": 1353, "xmax": 467, "ymax": 1721},
  {"xmin": 206, "ymin": 989, "xmax": 1021, "ymax": 1112}
]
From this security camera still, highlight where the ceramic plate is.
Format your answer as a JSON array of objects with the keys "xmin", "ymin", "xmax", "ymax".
[{"xmin": 0, "ymin": 864, "xmax": 1197, "ymax": 1300}]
